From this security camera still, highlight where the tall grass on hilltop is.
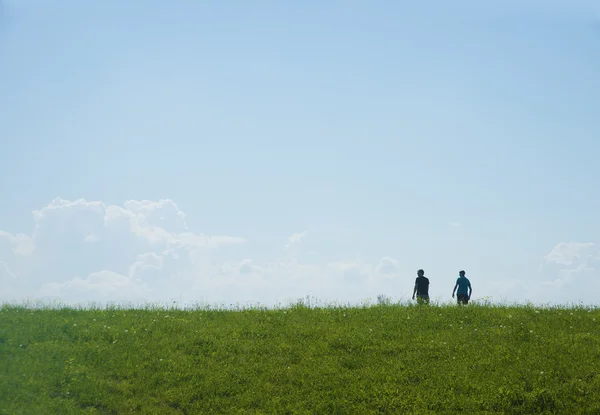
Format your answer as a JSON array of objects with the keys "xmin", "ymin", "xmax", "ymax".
[{"xmin": 1, "ymin": 301, "xmax": 599, "ymax": 414}]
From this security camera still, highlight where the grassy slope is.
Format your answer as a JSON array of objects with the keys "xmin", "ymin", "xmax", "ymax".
[{"xmin": 1, "ymin": 303, "xmax": 599, "ymax": 414}]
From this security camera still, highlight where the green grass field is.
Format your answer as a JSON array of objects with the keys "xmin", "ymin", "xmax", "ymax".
[{"xmin": 1, "ymin": 301, "xmax": 599, "ymax": 414}]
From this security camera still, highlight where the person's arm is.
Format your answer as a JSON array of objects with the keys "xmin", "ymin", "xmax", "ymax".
[
  {"xmin": 468, "ymin": 282, "xmax": 472, "ymax": 299},
  {"xmin": 452, "ymin": 283, "xmax": 458, "ymax": 298},
  {"xmin": 413, "ymin": 278, "xmax": 419, "ymax": 300}
]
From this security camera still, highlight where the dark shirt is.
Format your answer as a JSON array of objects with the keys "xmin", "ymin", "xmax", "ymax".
[{"xmin": 415, "ymin": 276, "xmax": 430, "ymax": 296}]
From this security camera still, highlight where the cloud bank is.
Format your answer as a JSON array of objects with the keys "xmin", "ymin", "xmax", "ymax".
[{"xmin": 0, "ymin": 198, "xmax": 598, "ymax": 307}]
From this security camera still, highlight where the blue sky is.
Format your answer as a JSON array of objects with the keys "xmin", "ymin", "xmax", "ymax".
[{"xmin": 1, "ymin": 1, "xmax": 599, "ymax": 305}]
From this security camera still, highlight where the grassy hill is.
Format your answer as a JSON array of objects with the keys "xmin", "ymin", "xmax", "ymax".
[{"xmin": 1, "ymin": 302, "xmax": 599, "ymax": 414}]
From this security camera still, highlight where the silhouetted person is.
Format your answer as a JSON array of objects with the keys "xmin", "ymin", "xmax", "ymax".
[
  {"xmin": 412, "ymin": 269, "xmax": 430, "ymax": 304},
  {"xmin": 452, "ymin": 270, "xmax": 472, "ymax": 305}
]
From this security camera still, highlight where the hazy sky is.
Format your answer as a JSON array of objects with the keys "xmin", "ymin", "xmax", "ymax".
[{"xmin": 1, "ymin": 1, "xmax": 599, "ymax": 306}]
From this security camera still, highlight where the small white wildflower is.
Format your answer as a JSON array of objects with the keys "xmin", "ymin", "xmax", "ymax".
[
  {"xmin": 73, "ymin": 323, "xmax": 77, "ymax": 327},
  {"xmin": 540, "ymin": 371, "xmax": 544, "ymax": 375},
  {"xmin": 160, "ymin": 359, "xmax": 163, "ymax": 362},
  {"xmin": 124, "ymin": 329, "xmax": 128, "ymax": 333},
  {"xmin": 500, "ymin": 325, "xmax": 503, "ymax": 328},
  {"xmin": 530, "ymin": 330, "xmax": 533, "ymax": 333},
  {"xmin": 570, "ymin": 313, "xmax": 574, "ymax": 316},
  {"xmin": 369, "ymin": 329, "xmax": 373, "ymax": 332},
  {"xmin": 474, "ymin": 328, "xmax": 477, "ymax": 331},
  {"xmin": 570, "ymin": 326, "xmax": 573, "ymax": 329},
  {"xmin": 113, "ymin": 340, "xmax": 118, "ymax": 344},
  {"xmin": 508, "ymin": 315, "xmax": 513, "ymax": 318},
  {"xmin": 93, "ymin": 319, "xmax": 96, "ymax": 322},
  {"xmin": 535, "ymin": 311, "xmax": 540, "ymax": 314}
]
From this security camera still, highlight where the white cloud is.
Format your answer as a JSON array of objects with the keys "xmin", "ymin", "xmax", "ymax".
[
  {"xmin": 221, "ymin": 258, "xmax": 263, "ymax": 276},
  {"xmin": 284, "ymin": 231, "xmax": 308, "ymax": 251},
  {"xmin": 0, "ymin": 261, "xmax": 17, "ymax": 298},
  {"xmin": 84, "ymin": 233, "xmax": 99, "ymax": 243},
  {"xmin": 0, "ymin": 198, "xmax": 410, "ymax": 305},
  {"xmin": 123, "ymin": 199, "xmax": 188, "ymax": 233},
  {"xmin": 0, "ymin": 230, "xmax": 35, "ymax": 256},
  {"xmin": 542, "ymin": 242, "xmax": 599, "ymax": 271},
  {"xmin": 453, "ymin": 242, "xmax": 600, "ymax": 305},
  {"xmin": 374, "ymin": 257, "xmax": 401, "ymax": 275},
  {"xmin": 38, "ymin": 270, "xmax": 150, "ymax": 304},
  {"xmin": 1, "ymin": 198, "xmax": 598, "ymax": 306},
  {"xmin": 0, "ymin": 198, "xmax": 248, "ymax": 303},
  {"xmin": 535, "ymin": 242, "xmax": 600, "ymax": 304}
]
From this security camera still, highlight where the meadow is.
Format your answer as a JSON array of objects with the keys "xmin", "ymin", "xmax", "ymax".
[{"xmin": 1, "ymin": 300, "xmax": 599, "ymax": 414}]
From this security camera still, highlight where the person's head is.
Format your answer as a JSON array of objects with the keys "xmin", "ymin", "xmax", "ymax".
[
  {"xmin": 417, "ymin": 269, "xmax": 424, "ymax": 277},
  {"xmin": 459, "ymin": 270, "xmax": 465, "ymax": 277}
]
